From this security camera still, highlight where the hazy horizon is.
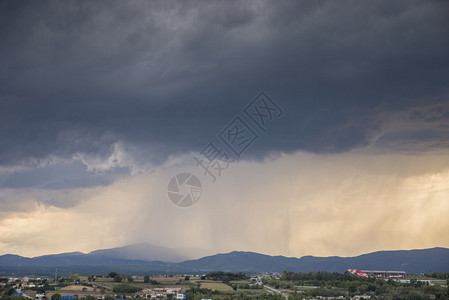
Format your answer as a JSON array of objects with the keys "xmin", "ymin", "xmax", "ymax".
[{"xmin": 3, "ymin": 241, "xmax": 447, "ymax": 260}]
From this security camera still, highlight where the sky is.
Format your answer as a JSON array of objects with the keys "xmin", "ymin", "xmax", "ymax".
[{"xmin": 0, "ymin": 0, "xmax": 449, "ymax": 259}]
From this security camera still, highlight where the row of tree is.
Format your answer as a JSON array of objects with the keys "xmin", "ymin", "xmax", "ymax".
[
  {"xmin": 423, "ymin": 272, "xmax": 449, "ymax": 279},
  {"xmin": 206, "ymin": 271, "xmax": 247, "ymax": 283}
]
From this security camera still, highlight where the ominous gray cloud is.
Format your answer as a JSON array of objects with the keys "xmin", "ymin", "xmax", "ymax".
[{"xmin": 0, "ymin": 0, "xmax": 448, "ymax": 169}]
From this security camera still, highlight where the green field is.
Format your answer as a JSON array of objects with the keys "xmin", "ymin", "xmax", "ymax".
[{"xmin": 199, "ymin": 281, "xmax": 234, "ymax": 292}]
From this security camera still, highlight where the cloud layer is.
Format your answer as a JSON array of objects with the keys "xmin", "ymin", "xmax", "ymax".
[
  {"xmin": 1, "ymin": 0, "xmax": 448, "ymax": 169},
  {"xmin": 1, "ymin": 0, "xmax": 449, "ymax": 257}
]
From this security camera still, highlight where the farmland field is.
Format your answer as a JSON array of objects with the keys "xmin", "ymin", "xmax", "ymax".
[{"xmin": 199, "ymin": 281, "xmax": 234, "ymax": 292}]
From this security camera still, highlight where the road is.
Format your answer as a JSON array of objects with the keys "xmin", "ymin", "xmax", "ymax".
[{"xmin": 263, "ymin": 285, "xmax": 289, "ymax": 299}]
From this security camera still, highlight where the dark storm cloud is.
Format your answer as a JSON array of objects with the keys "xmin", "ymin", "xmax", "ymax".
[
  {"xmin": 0, "ymin": 0, "xmax": 448, "ymax": 168},
  {"xmin": 374, "ymin": 100, "xmax": 449, "ymax": 152}
]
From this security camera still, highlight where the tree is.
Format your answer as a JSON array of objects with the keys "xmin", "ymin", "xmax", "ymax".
[
  {"xmin": 113, "ymin": 275, "xmax": 123, "ymax": 283},
  {"xmin": 143, "ymin": 276, "xmax": 150, "ymax": 283},
  {"xmin": 51, "ymin": 293, "xmax": 62, "ymax": 300},
  {"xmin": 348, "ymin": 284, "xmax": 357, "ymax": 295},
  {"xmin": 6, "ymin": 287, "xmax": 16, "ymax": 296},
  {"xmin": 108, "ymin": 272, "xmax": 118, "ymax": 278}
]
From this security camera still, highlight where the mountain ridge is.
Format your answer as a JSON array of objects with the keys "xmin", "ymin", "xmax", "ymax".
[
  {"xmin": 1, "ymin": 245, "xmax": 448, "ymax": 276},
  {"xmin": 87, "ymin": 243, "xmax": 188, "ymax": 263}
]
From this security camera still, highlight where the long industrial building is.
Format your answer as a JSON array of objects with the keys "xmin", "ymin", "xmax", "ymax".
[{"xmin": 348, "ymin": 269, "xmax": 406, "ymax": 278}]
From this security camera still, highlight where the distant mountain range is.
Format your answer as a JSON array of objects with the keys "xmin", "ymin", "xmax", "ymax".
[
  {"xmin": 88, "ymin": 243, "xmax": 190, "ymax": 263},
  {"xmin": 0, "ymin": 244, "xmax": 448, "ymax": 276},
  {"xmin": 179, "ymin": 247, "xmax": 449, "ymax": 273}
]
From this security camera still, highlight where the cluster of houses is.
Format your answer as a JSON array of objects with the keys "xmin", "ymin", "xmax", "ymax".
[
  {"xmin": 44, "ymin": 288, "xmax": 186, "ymax": 300},
  {"xmin": 43, "ymin": 289, "xmax": 185, "ymax": 300},
  {"xmin": 1, "ymin": 276, "xmax": 189, "ymax": 300},
  {"xmin": 135, "ymin": 288, "xmax": 184, "ymax": 299},
  {"xmin": 2, "ymin": 277, "xmax": 38, "ymax": 289}
]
